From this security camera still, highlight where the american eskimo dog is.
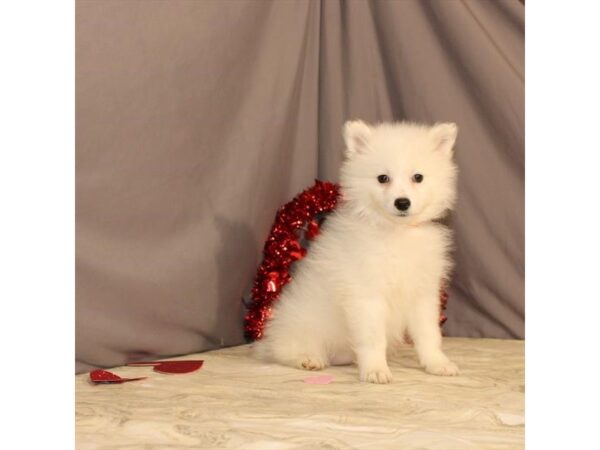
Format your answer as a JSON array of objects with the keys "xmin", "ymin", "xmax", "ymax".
[{"xmin": 254, "ymin": 120, "xmax": 459, "ymax": 383}]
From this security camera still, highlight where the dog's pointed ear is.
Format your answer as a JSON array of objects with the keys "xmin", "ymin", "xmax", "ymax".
[
  {"xmin": 431, "ymin": 122, "xmax": 458, "ymax": 155},
  {"xmin": 343, "ymin": 120, "xmax": 372, "ymax": 157}
]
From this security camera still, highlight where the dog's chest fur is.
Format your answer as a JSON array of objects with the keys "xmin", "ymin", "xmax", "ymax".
[{"xmin": 338, "ymin": 220, "xmax": 451, "ymax": 300}]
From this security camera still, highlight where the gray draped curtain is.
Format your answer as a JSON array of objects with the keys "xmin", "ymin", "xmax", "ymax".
[{"xmin": 76, "ymin": 0, "xmax": 524, "ymax": 373}]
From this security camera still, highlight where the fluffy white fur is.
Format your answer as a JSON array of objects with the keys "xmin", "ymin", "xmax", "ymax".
[{"xmin": 254, "ymin": 120, "xmax": 459, "ymax": 383}]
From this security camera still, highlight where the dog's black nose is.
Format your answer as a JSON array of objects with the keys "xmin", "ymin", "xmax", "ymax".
[{"xmin": 394, "ymin": 197, "xmax": 411, "ymax": 211}]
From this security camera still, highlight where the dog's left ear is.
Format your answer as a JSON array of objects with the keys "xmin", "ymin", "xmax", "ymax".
[
  {"xmin": 431, "ymin": 123, "xmax": 458, "ymax": 155},
  {"xmin": 343, "ymin": 120, "xmax": 372, "ymax": 157}
]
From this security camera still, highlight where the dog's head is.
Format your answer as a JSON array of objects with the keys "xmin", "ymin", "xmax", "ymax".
[{"xmin": 339, "ymin": 120, "xmax": 458, "ymax": 225}]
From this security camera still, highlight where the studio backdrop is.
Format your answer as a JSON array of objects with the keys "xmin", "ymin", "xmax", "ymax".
[{"xmin": 76, "ymin": 0, "xmax": 524, "ymax": 373}]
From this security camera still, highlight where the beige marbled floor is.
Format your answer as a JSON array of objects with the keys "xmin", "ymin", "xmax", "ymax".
[{"xmin": 76, "ymin": 337, "xmax": 524, "ymax": 449}]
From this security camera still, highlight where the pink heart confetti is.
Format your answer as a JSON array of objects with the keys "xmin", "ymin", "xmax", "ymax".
[{"xmin": 304, "ymin": 375, "xmax": 334, "ymax": 385}]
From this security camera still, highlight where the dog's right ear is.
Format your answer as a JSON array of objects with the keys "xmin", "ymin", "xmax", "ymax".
[{"xmin": 343, "ymin": 120, "xmax": 372, "ymax": 157}]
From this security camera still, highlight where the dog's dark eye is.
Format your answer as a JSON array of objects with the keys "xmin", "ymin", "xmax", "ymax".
[
  {"xmin": 377, "ymin": 174, "xmax": 390, "ymax": 184},
  {"xmin": 412, "ymin": 173, "xmax": 424, "ymax": 183}
]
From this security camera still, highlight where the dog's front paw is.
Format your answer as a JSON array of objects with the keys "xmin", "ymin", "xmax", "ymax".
[
  {"xmin": 295, "ymin": 356, "xmax": 326, "ymax": 371},
  {"xmin": 425, "ymin": 360, "xmax": 459, "ymax": 376},
  {"xmin": 360, "ymin": 366, "xmax": 393, "ymax": 384}
]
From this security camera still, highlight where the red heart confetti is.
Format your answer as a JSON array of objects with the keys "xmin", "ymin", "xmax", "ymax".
[
  {"xmin": 89, "ymin": 369, "xmax": 146, "ymax": 384},
  {"xmin": 127, "ymin": 360, "xmax": 204, "ymax": 374}
]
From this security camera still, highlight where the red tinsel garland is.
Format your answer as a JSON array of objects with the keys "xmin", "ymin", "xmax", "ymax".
[{"xmin": 244, "ymin": 180, "xmax": 449, "ymax": 341}]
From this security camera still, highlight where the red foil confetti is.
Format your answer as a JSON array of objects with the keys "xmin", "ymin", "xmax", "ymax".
[
  {"xmin": 243, "ymin": 179, "xmax": 450, "ymax": 341},
  {"xmin": 439, "ymin": 282, "xmax": 449, "ymax": 326},
  {"xmin": 89, "ymin": 369, "xmax": 146, "ymax": 384},
  {"xmin": 306, "ymin": 219, "xmax": 321, "ymax": 240},
  {"xmin": 127, "ymin": 360, "xmax": 204, "ymax": 374}
]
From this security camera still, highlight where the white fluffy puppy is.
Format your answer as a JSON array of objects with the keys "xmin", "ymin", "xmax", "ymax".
[{"xmin": 254, "ymin": 120, "xmax": 459, "ymax": 383}]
